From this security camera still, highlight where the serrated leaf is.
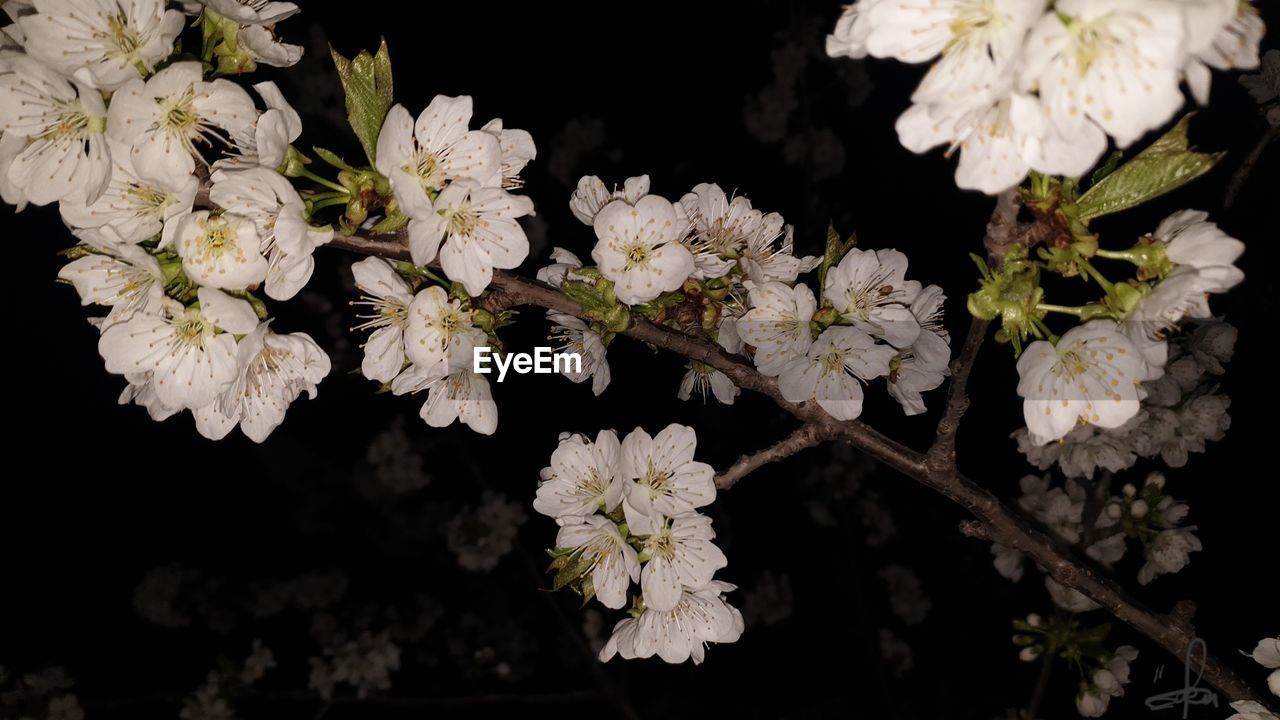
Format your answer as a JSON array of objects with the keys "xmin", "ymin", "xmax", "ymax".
[
  {"xmin": 1075, "ymin": 115, "xmax": 1223, "ymax": 224},
  {"xmin": 330, "ymin": 39, "xmax": 394, "ymax": 167}
]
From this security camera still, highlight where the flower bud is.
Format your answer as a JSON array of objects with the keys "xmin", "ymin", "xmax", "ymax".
[
  {"xmin": 1130, "ymin": 499, "xmax": 1148, "ymax": 519},
  {"xmin": 1019, "ymin": 646, "xmax": 1041, "ymax": 662}
]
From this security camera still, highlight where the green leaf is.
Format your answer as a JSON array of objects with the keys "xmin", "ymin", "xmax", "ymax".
[
  {"xmin": 312, "ymin": 146, "xmax": 358, "ymax": 172},
  {"xmin": 1075, "ymin": 115, "xmax": 1223, "ymax": 224},
  {"xmin": 1088, "ymin": 150, "xmax": 1124, "ymax": 187},
  {"xmin": 818, "ymin": 223, "xmax": 856, "ymax": 300},
  {"xmin": 330, "ymin": 39, "xmax": 394, "ymax": 167}
]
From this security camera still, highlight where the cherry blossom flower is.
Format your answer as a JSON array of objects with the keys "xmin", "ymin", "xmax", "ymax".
[
  {"xmin": 391, "ymin": 328, "xmax": 497, "ymax": 435},
  {"xmin": 676, "ymin": 182, "xmax": 761, "ymax": 279},
  {"xmin": 0, "ymin": 53, "xmax": 111, "ymax": 206},
  {"xmin": 825, "ymin": 1, "xmax": 878, "ymax": 60},
  {"xmin": 598, "ymin": 580, "xmax": 743, "ymax": 665},
  {"xmin": 480, "ymin": 118, "xmax": 536, "ymax": 189},
  {"xmin": 98, "ymin": 290, "xmax": 256, "ymax": 410},
  {"xmin": 1181, "ymin": 0, "xmax": 1265, "ymax": 104},
  {"xmin": 886, "ymin": 284, "xmax": 950, "ymax": 415},
  {"xmin": 536, "ymin": 247, "xmax": 585, "ymax": 286},
  {"xmin": 547, "ymin": 312, "xmax": 610, "ymax": 396},
  {"xmin": 864, "ymin": 0, "xmax": 1045, "ymax": 106},
  {"xmin": 169, "ymin": 210, "xmax": 269, "ymax": 291},
  {"xmin": 569, "ymin": 174, "xmax": 649, "ymax": 225},
  {"xmin": 1076, "ymin": 646, "xmax": 1138, "ymax": 717},
  {"xmin": 591, "ymin": 195, "xmax": 694, "ymax": 305},
  {"xmin": 403, "ymin": 285, "xmax": 472, "ymax": 377},
  {"xmin": 778, "ymin": 326, "xmax": 896, "ymax": 421},
  {"xmin": 638, "ymin": 513, "xmax": 728, "ymax": 612},
  {"xmin": 1016, "ymin": 321, "xmax": 1156, "ymax": 446},
  {"xmin": 218, "ymin": 82, "xmax": 303, "ymax": 170},
  {"xmin": 209, "ymin": 166, "xmax": 332, "ymax": 300},
  {"xmin": 350, "ymin": 257, "xmax": 413, "ymax": 384},
  {"xmin": 823, "ymin": 248, "xmax": 922, "ymax": 347},
  {"xmin": 534, "ymin": 429, "xmax": 623, "ymax": 520},
  {"xmin": 375, "ymin": 97, "xmax": 500, "ymax": 219},
  {"xmin": 737, "ymin": 281, "xmax": 817, "ymax": 376},
  {"xmin": 740, "ymin": 221, "xmax": 819, "ymax": 285},
  {"xmin": 679, "ymin": 318, "xmax": 740, "ymax": 404},
  {"xmin": 107, "ymin": 62, "xmax": 257, "ymax": 189},
  {"xmin": 619, "ymin": 424, "xmax": 716, "ymax": 536},
  {"xmin": 1247, "ymin": 636, "xmax": 1279, "ymax": 698},
  {"xmin": 1019, "ymin": 0, "xmax": 1186, "ymax": 148},
  {"xmin": 238, "ymin": 24, "xmax": 303, "ymax": 68},
  {"xmin": 60, "ymin": 139, "xmax": 198, "ymax": 244},
  {"xmin": 555, "ymin": 515, "xmax": 639, "ymax": 610},
  {"xmin": 1137, "ymin": 526, "xmax": 1201, "ymax": 585},
  {"xmin": 193, "ymin": 321, "xmax": 330, "ymax": 443},
  {"xmin": 411, "ymin": 179, "xmax": 534, "ymax": 295},
  {"xmin": 58, "ymin": 226, "xmax": 165, "ymax": 325},
  {"xmin": 17, "ymin": 0, "xmax": 184, "ymax": 91}
]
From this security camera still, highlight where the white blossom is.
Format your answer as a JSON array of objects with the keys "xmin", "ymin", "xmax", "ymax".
[
  {"xmin": 209, "ymin": 166, "xmax": 332, "ymax": 299},
  {"xmin": 199, "ymin": 0, "xmax": 299, "ymax": 25},
  {"xmin": 391, "ymin": 328, "xmax": 497, "ymax": 435},
  {"xmin": 193, "ymin": 321, "xmax": 330, "ymax": 443},
  {"xmin": 778, "ymin": 326, "xmax": 895, "ymax": 421},
  {"xmin": 403, "ymin": 284, "xmax": 471, "ymax": 377},
  {"xmin": 107, "ymin": 62, "xmax": 257, "ymax": 189},
  {"xmin": 569, "ymin": 174, "xmax": 649, "ymax": 225},
  {"xmin": 410, "ymin": 179, "xmax": 534, "ymax": 295},
  {"xmin": 547, "ymin": 312, "xmax": 610, "ymax": 395},
  {"xmin": 536, "ymin": 247, "xmax": 585, "ymax": 286},
  {"xmin": 886, "ymin": 284, "xmax": 950, "ymax": 415},
  {"xmin": 1016, "ymin": 321, "xmax": 1156, "ymax": 445},
  {"xmin": 349, "ymin": 257, "xmax": 413, "ymax": 383},
  {"xmin": 1138, "ymin": 526, "xmax": 1202, "ymax": 585},
  {"xmin": 638, "ymin": 512, "xmax": 728, "ymax": 612},
  {"xmin": 599, "ymin": 580, "xmax": 742, "ymax": 665},
  {"xmin": 1019, "ymin": 0, "xmax": 1186, "ymax": 148},
  {"xmin": 17, "ymin": 0, "xmax": 184, "ymax": 91},
  {"xmin": 58, "ymin": 226, "xmax": 165, "ymax": 325},
  {"xmin": 1248, "ymin": 636, "xmax": 1280, "ymax": 698},
  {"xmin": 737, "ymin": 281, "xmax": 817, "ymax": 376},
  {"xmin": 169, "ymin": 210, "xmax": 269, "ymax": 291},
  {"xmin": 619, "ymin": 423, "xmax": 716, "ymax": 536},
  {"xmin": 991, "ymin": 543, "xmax": 1024, "ymax": 582},
  {"xmin": 375, "ymin": 97, "xmax": 500, "ymax": 219},
  {"xmin": 556, "ymin": 515, "xmax": 639, "ymax": 610},
  {"xmin": 591, "ymin": 194, "xmax": 694, "ymax": 305},
  {"xmin": 1181, "ymin": 0, "xmax": 1265, "ymax": 104},
  {"xmin": 823, "ymin": 248, "xmax": 922, "ymax": 347},
  {"xmin": 480, "ymin": 118, "xmax": 536, "ymax": 189},
  {"xmin": 0, "ymin": 53, "xmax": 111, "ymax": 206},
  {"xmin": 1046, "ymin": 576, "xmax": 1100, "ymax": 613},
  {"xmin": 534, "ymin": 429, "xmax": 623, "ymax": 520},
  {"xmin": 1077, "ymin": 646, "xmax": 1138, "ymax": 717},
  {"xmin": 98, "ymin": 290, "xmax": 256, "ymax": 410},
  {"xmin": 60, "ymin": 139, "xmax": 197, "ymax": 244},
  {"xmin": 219, "ymin": 81, "xmax": 302, "ymax": 170}
]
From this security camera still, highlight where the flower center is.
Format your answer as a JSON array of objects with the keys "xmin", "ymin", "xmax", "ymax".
[
  {"xmin": 194, "ymin": 216, "xmax": 242, "ymax": 261},
  {"xmin": 820, "ymin": 347, "xmax": 846, "ymax": 374},
  {"xmin": 623, "ymin": 242, "xmax": 652, "ymax": 270},
  {"xmin": 444, "ymin": 204, "xmax": 481, "ymax": 237},
  {"xmin": 409, "ymin": 149, "xmax": 445, "ymax": 192},
  {"xmin": 43, "ymin": 102, "xmax": 103, "ymax": 142},
  {"xmin": 105, "ymin": 13, "xmax": 142, "ymax": 59}
]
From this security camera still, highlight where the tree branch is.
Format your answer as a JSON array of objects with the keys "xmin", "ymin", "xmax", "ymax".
[
  {"xmin": 317, "ymin": 206, "xmax": 1271, "ymax": 708},
  {"xmin": 714, "ymin": 424, "xmax": 834, "ymax": 489}
]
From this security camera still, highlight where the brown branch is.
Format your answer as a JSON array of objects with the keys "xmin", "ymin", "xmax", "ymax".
[
  {"xmin": 318, "ymin": 209, "xmax": 1271, "ymax": 708},
  {"xmin": 714, "ymin": 424, "xmax": 834, "ymax": 490}
]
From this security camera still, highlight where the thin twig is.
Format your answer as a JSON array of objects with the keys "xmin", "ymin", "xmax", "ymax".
[{"xmin": 714, "ymin": 423, "xmax": 833, "ymax": 489}]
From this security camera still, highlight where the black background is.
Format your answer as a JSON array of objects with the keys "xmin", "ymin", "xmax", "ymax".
[{"xmin": 2, "ymin": 2, "xmax": 1277, "ymax": 718}]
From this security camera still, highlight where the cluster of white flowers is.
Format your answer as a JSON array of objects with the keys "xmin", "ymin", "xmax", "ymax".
[
  {"xmin": 741, "ymin": 251, "xmax": 950, "ymax": 419},
  {"xmin": 1076, "ymin": 646, "xmax": 1139, "ymax": 717},
  {"xmin": 446, "ymin": 491, "xmax": 528, "ymax": 572},
  {"xmin": 3, "ymin": 1, "xmax": 332, "ymax": 443},
  {"xmin": 375, "ymin": 95, "xmax": 536, "ymax": 295},
  {"xmin": 307, "ymin": 631, "xmax": 401, "ymax": 701},
  {"xmin": 1015, "ymin": 211, "xmax": 1242, "ymax": 446},
  {"xmin": 1248, "ymin": 636, "xmax": 1280, "ymax": 698},
  {"xmin": 350, "ymin": 257, "xmax": 499, "ymax": 434},
  {"xmin": 533, "ymin": 424, "xmax": 743, "ymax": 665},
  {"xmin": 544, "ymin": 178, "xmax": 952, "ymax": 416},
  {"xmin": 994, "ymin": 472, "xmax": 1201, "ymax": 595},
  {"xmin": 826, "ymin": 0, "xmax": 1266, "ymax": 193},
  {"xmin": 1016, "ymin": 318, "xmax": 1235, "ymax": 477}
]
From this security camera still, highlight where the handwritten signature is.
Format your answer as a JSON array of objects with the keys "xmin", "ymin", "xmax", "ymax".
[{"xmin": 1144, "ymin": 637, "xmax": 1220, "ymax": 718}]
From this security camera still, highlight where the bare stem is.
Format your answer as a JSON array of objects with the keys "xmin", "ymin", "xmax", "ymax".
[{"xmin": 714, "ymin": 424, "xmax": 834, "ymax": 489}]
